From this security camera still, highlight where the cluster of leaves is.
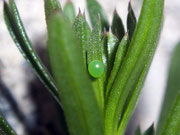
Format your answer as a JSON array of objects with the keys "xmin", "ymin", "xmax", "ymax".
[{"xmin": 3, "ymin": 0, "xmax": 180, "ymax": 135}]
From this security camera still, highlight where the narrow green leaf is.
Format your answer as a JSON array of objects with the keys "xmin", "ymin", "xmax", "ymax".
[
  {"xmin": 73, "ymin": 13, "xmax": 91, "ymax": 65},
  {"xmin": 87, "ymin": 20, "xmax": 105, "ymax": 111},
  {"xmin": 143, "ymin": 124, "xmax": 155, "ymax": 135},
  {"xmin": 44, "ymin": 0, "xmax": 62, "ymax": 20},
  {"xmin": 47, "ymin": 12, "xmax": 104, "ymax": 135},
  {"xmin": 3, "ymin": 0, "xmax": 60, "ymax": 104},
  {"xmin": 111, "ymin": 10, "xmax": 125, "ymax": 42},
  {"xmin": 117, "ymin": 56, "xmax": 150, "ymax": 135},
  {"xmin": 106, "ymin": 32, "xmax": 119, "ymax": 72},
  {"xmin": 127, "ymin": 2, "xmax": 137, "ymax": 41},
  {"xmin": 105, "ymin": 0, "xmax": 164, "ymax": 135},
  {"xmin": 135, "ymin": 126, "xmax": 142, "ymax": 135},
  {"xmin": 63, "ymin": 0, "xmax": 76, "ymax": 24},
  {"xmin": 102, "ymin": 32, "xmax": 109, "ymax": 87},
  {"xmin": 86, "ymin": 0, "xmax": 109, "ymax": 30},
  {"xmin": 106, "ymin": 34, "xmax": 129, "ymax": 100},
  {"xmin": 87, "ymin": 20, "xmax": 102, "ymax": 64},
  {"xmin": 157, "ymin": 42, "xmax": 180, "ymax": 135},
  {"xmin": 102, "ymin": 32, "xmax": 108, "ymax": 73},
  {"xmin": 160, "ymin": 93, "xmax": 180, "ymax": 135},
  {"xmin": 0, "ymin": 114, "xmax": 16, "ymax": 135}
]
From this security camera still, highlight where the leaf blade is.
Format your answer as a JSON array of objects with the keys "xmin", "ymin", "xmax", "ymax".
[
  {"xmin": 3, "ymin": 0, "xmax": 61, "ymax": 105},
  {"xmin": 73, "ymin": 13, "xmax": 91, "ymax": 65},
  {"xmin": 106, "ymin": 32, "xmax": 119, "ymax": 72},
  {"xmin": 86, "ymin": 0, "xmax": 109, "ymax": 30},
  {"xmin": 87, "ymin": 20, "xmax": 105, "ymax": 111},
  {"xmin": 47, "ymin": 12, "xmax": 104, "ymax": 135},
  {"xmin": 44, "ymin": 0, "xmax": 62, "ymax": 20},
  {"xmin": 106, "ymin": 34, "xmax": 129, "ymax": 100},
  {"xmin": 105, "ymin": 0, "xmax": 164, "ymax": 134},
  {"xmin": 111, "ymin": 10, "xmax": 125, "ymax": 42},
  {"xmin": 127, "ymin": 2, "xmax": 137, "ymax": 41},
  {"xmin": 160, "ymin": 93, "xmax": 180, "ymax": 135},
  {"xmin": 143, "ymin": 124, "xmax": 155, "ymax": 135},
  {"xmin": 63, "ymin": 0, "xmax": 76, "ymax": 24},
  {"xmin": 135, "ymin": 127, "xmax": 142, "ymax": 135},
  {"xmin": 0, "ymin": 114, "xmax": 16, "ymax": 135},
  {"xmin": 157, "ymin": 42, "xmax": 180, "ymax": 135}
]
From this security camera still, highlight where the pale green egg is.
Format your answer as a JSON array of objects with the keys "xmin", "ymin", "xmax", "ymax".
[{"xmin": 88, "ymin": 60, "xmax": 104, "ymax": 78}]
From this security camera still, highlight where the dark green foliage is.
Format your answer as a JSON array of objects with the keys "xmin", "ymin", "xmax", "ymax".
[
  {"xmin": 143, "ymin": 124, "xmax": 155, "ymax": 135},
  {"xmin": 3, "ymin": 0, "xmax": 60, "ymax": 104},
  {"xmin": 127, "ymin": 2, "xmax": 137, "ymax": 41},
  {"xmin": 0, "ymin": 115, "xmax": 16, "ymax": 135},
  {"xmin": 135, "ymin": 127, "xmax": 142, "ymax": 135},
  {"xmin": 111, "ymin": 10, "xmax": 125, "ymax": 42}
]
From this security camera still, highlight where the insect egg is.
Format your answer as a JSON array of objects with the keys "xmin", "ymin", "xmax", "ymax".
[{"xmin": 88, "ymin": 60, "xmax": 104, "ymax": 78}]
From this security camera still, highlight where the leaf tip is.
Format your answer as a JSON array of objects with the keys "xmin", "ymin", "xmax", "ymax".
[
  {"xmin": 66, "ymin": 0, "xmax": 72, "ymax": 4},
  {"xmin": 124, "ymin": 32, "xmax": 129, "ymax": 40},
  {"xmin": 78, "ymin": 8, "xmax": 82, "ymax": 16},
  {"xmin": 128, "ymin": 1, "xmax": 133, "ymax": 11},
  {"xmin": 113, "ymin": 9, "xmax": 117, "ymax": 15}
]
